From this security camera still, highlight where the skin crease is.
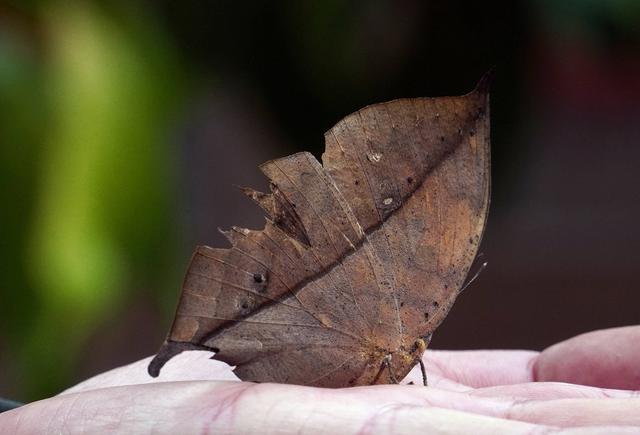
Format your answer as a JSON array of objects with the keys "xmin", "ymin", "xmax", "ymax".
[{"xmin": 1, "ymin": 326, "xmax": 639, "ymax": 434}]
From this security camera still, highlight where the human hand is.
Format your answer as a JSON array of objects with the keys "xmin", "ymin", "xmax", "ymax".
[{"xmin": 1, "ymin": 326, "xmax": 639, "ymax": 434}]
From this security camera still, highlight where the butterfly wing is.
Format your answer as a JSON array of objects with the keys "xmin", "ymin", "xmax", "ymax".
[{"xmin": 149, "ymin": 76, "xmax": 490, "ymax": 387}]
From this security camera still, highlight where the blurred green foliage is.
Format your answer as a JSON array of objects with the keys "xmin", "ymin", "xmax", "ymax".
[{"xmin": 0, "ymin": 2, "xmax": 184, "ymax": 399}]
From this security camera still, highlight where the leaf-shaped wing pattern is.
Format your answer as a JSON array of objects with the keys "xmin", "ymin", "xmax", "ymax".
[{"xmin": 149, "ymin": 76, "xmax": 491, "ymax": 387}]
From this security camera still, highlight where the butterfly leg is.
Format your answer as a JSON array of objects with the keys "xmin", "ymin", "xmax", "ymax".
[
  {"xmin": 413, "ymin": 335, "xmax": 431, "ymax": 386},
  {"xmin": 383, "ymin": 354, "xmax": 400, "ymax": 384},
  {"xmin": 419, "ymin": 359, "xmax": 428, "ymax": 386}
]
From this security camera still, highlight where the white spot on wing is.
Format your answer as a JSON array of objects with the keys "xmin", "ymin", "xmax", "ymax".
[{"xmin": 367, "ymin": 152, "xmax": 382, "ymax": 163}]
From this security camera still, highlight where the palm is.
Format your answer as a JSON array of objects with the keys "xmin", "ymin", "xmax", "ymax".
[{"xmin": 2, "ymin": 326, "xmax": 639, "ymax": 434}]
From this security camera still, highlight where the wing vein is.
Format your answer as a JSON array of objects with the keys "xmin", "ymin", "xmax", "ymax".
[
  {"xmin": 181, "ymin": 314, "xmax": 362, "ymax": 342},
  {"xmin": 272, "ymin": 160, "xmax": 376, "ymax": 335}
]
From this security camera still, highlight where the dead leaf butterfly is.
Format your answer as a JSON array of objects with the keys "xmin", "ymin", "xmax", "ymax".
[{"xmin": 149, "ymin": 73, "xmax": 491, "ymax": 387}]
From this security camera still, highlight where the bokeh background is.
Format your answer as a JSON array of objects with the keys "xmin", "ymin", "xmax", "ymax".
[{"xmin": 2, "ymin": 0, "xmax": 639, "ymax": 402}]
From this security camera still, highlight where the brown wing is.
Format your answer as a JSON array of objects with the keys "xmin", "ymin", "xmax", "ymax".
[{"xmin": 149, "ymin": 75, "xmax": 491, "ymax": 387}]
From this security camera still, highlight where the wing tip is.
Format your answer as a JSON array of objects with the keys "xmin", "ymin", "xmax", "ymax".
[{"xmin": 474, "ymin": 68, "xmax": 495, "ymax": 95}]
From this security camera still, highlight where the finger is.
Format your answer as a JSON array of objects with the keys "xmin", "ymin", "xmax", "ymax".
[
  {"xmin": 0, "ymin": 382, "xmax": 551, "ymax": 434},
  {"xmin": 62, "ymin": 351, "xmax": 237, "ymax": 395},
  {"xmin": 472, "ymin": 381, "xmax": 639, "ymax": 400},
  {"xmin": 505, "ymin": 397, "xmax": 640, "ymax": 427},
  {"xmin": 421, "ymin": 350, "xmax": 538, "ymax": 388},
  {"xmin": 534, "ymin": 325, "xmax": 640, "ymax": 390}
]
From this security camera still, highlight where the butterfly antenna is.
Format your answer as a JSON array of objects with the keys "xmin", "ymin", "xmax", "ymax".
[{"xmin": 459, "ymin": 260, "xmax": 488, "ymax": 293}]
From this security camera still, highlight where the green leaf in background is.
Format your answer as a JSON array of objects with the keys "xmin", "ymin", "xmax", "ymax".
[{"xmin": 12, "ymin": 2, "xmax": 184, "ymax": 399}]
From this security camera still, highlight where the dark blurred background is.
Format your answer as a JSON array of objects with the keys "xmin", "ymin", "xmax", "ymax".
[{"xmin": 1, "ymin": 0, "xmax": 639, "ymax": 402}]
